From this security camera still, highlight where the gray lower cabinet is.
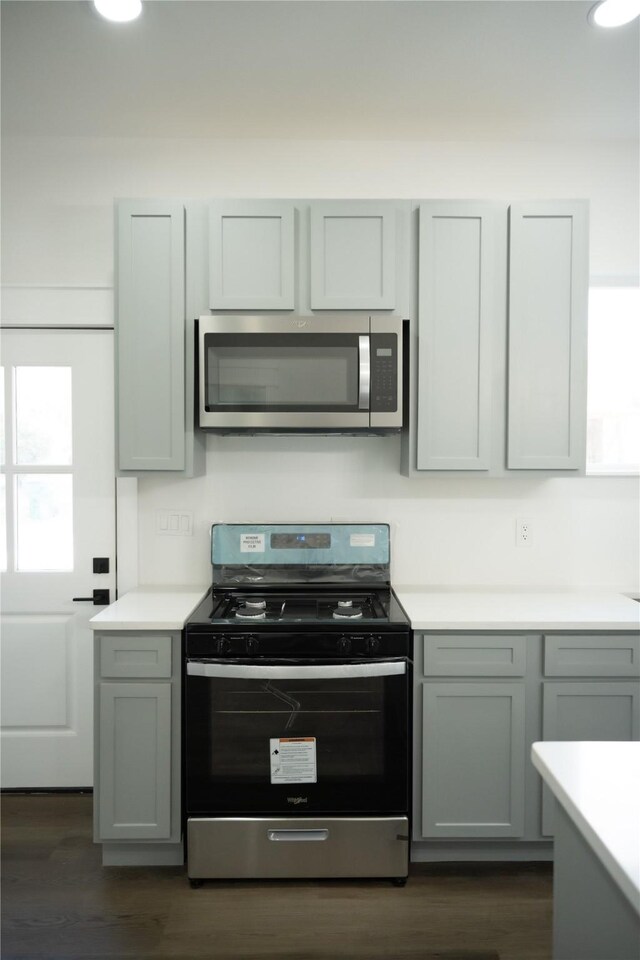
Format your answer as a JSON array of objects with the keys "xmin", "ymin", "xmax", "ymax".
[
  {"xmin": 419, "ymin": 633, "xmax": 527, "ymax": 840},
  {"xmin": 98, "ymin": 681, "xmax": 172, "ymax": 840},
  {"xmin": 540, "ymin": 631, "xmax": 640, "ymax": 835},
  {"xmin": 414, "ymin": 631, "xmax": 640, "ymax": 854},
  {"xmin": 421, "ymin": 681, "xmax": 526, "ymax": 838},
  {"xmin": 94, "ymin": 632, "xmax": 183, "ymax": 865}
]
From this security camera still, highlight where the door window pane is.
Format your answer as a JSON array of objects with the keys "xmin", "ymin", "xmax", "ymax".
[
  {"xmin": 15, "ymin": 474, "xmax": 73, "ymax": 571},
  {"xmin": 15, "ymin": 367, "xmax": 72, "ymax": 466},
  {"xmin": 0, "ymin": 366, "xmax": 5, "ymax": 466},
  {"xmin": 0, "ymin": 475, "xmax": 6, "ymax": 572}
]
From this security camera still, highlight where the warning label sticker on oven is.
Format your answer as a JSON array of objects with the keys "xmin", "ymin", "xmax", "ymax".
[
  {"xmin": 240, "ymin": 533, "xmax": 265, "ymax": 553},
  {"xmin": 270, "ymin": 737, "xmax": 317, "ymax": 784}
]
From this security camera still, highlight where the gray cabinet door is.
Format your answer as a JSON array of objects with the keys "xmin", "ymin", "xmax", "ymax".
[
  {"xmin": 421, "ymin": 682, "xmax": 526, "ymax": 838},
  {"xmin": 116, "ymin": 200, "xmax": 185, "ymax": 471},
  {"xmin": 310, "ymin": 202, "xmax": 396, "ymax": 309},
  {"xmin": 541, "ymin": 680, "xmax": 640, "ymax": 835},
  {"xmin": 507, "ymin": 201, "xmax": 589, "ymax": 469},
  {"xmin": 98, "ymin": 681, "xmax": 172, "ymax": 840},
  {"xmin": 209, "ymin": 200, "xmax": 295, "ymax": 310},
  {"xmin": 416, "ymin": 202, "xmax": 504, "ymax": 470}
]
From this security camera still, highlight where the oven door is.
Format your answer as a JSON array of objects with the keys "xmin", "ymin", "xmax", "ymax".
[
  {"xmin": 184, "ymin": 658, "xmax": 410, "ymax": 816},
  {"xmin": 198, "ymin": 315, "xmax": 371, "ymax": 429}
]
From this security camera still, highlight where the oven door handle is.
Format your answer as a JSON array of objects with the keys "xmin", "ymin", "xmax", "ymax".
[{"xmin": 186, "ymin": 660, "xmax": 406, "ymax": 680}]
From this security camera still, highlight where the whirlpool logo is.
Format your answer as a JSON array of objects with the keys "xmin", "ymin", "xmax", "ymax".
[{"xmin": 287, "ymin": 796, "xmax": 308, "ymax": 805}]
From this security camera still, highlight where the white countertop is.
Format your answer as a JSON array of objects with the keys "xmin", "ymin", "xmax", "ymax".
[
  {"xmin": 89, "ymin": 586, "xmax": 208, "ymax": 631},
  {"xmin": 393, "ymin": 588, "xmax": 640, "ymax": 631},
  {"xmin": 532, "ymin": 741, "xmax": 640, "ymax": 916}
]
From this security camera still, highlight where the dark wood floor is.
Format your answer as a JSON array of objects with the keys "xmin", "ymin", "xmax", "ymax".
[{"xmin": 1, "ymin": 794, "xmax": 552, "ymax": 960}]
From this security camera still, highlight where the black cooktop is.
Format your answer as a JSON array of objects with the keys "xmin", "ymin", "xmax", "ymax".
[{"xmin": 186, "ymin": 587, "xmax": 410, "ymax": 633}]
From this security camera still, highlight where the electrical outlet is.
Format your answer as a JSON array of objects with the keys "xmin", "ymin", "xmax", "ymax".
[{"xmin": 516, "ymin": 518, "xmax": 533, "ymax": 548}]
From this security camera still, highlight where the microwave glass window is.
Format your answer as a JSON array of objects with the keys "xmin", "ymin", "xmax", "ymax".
[{"xmin": 206, "ymin": 343, "xmax": 359, "ymax": 409}]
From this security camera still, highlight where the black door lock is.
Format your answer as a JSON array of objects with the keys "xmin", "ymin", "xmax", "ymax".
[
  {"xmin": 72, "ymin": 589, "xmax": 110, "ymax": 606},
  {"xmin": 93, "ymin": 557, "xmax": 110, "ymax": 574}
]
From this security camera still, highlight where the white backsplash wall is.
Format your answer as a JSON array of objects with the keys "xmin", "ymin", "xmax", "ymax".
[
  {"xmin": 2, "ymin": 135, "xmax": 639, "ymax": 591},
  {"xmin": 137, "ymin": 435, "xmax": 639, "ymax": 591}
]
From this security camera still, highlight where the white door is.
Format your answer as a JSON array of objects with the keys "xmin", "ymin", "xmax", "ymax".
[{"xmin": 0, "ymin": 328, "xmax": 116, "ymax": 787}]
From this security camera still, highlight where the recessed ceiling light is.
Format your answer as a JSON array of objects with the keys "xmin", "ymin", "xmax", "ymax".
[
  {"xmin": 93, "ymin": 0, "xmax": 142, "ymax": 23},
  {"xmin": 588, "ymin": 0, "xmax": 640, "ymax": 27}
]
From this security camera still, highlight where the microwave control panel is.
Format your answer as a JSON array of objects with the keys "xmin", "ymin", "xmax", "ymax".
[{"xmin": 370, "ymin": 335, "xmax": 398, "ymax": 412}]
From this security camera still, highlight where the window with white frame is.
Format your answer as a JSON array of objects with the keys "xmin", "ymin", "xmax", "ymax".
[{"xmin": 587, "ymin": 284, "xmax": 640, "ymax": 475}]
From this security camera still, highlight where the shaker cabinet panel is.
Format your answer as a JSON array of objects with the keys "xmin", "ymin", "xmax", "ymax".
[
  {"xmin": 507, "ymin": 201, "xmax": 589, "ymax": 470},
  {"xmin": 423, "ymin": 634, "xmax": 527, "ymax": 677},
  {"xmin": 416, "ymin": 202, "xmax": 503, "ymax": 470},
  {"xmin": 541, "ymin": 681, "xmax": 640, "ymax": 835},
  {"xmin": 100, "ymin": 635, "xmax": 173, "ymax": 679},
  {"xmin": 209, "ymin": 201, "xmax": 295, "ymax": 310},
  {"xmin": 116, "ymin": 200, "xmax": 186, "ymax": 472},
  {"xmin": 544, "ymin": 633, "xmax": 640, "ymax": 678},
  {"xmin": 310, "ymin": 202, "xmax": 396, "ymax": 310},
  {"xmin": 421, "ymin": 682, "xmax": 526, "ymax": 838},
  {"xmin": 97, "ymin": 681, "xmax": 172, "ymax": 840}
]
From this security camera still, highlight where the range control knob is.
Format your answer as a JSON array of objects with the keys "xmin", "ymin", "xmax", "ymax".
[
  {"xmin": 366, "ymin": 635, "xmax": 381, "ymax": 655},
  {"xmin": 245, "ymin": 635, "xmax": 259, "ymax": 655},
  {"xmin": 337, "ymin": 636, "xmax": 352, "ymax": 655},
  {"xmin": 216, "ymin": 636, "xmax": 231, "ymax": 655}
]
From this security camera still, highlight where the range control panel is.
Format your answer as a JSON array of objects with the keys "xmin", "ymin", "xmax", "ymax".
[{"xmin": 185, "ymin": 632, "xmax": 411, "ymax": 660}]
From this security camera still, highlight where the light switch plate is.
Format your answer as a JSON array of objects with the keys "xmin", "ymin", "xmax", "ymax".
[{"xmin": 156, "ymin": 510, "xmax": 194, "ymax": 536}]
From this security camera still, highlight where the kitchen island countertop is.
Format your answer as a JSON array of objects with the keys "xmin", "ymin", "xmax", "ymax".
[
  {"xmin": 393, "ymin": 588, "xmax": 640, "ymax": 631},
  {"xmin": 89, "ymin": 585, "xmax": 209, "ymax": 631},
  {"xmin": 532, "ymin": 740, "xmax": 640, "ymax": 915}
]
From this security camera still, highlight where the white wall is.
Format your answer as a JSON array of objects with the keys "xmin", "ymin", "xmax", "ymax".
[{"xmin": 2, "ymin": 136, "xmax": 639, "ymax": 591}]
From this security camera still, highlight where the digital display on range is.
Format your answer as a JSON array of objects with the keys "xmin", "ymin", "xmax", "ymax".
[{"xmin": 270, "ymin": 533, "xmax": 331, "ymax": 549}]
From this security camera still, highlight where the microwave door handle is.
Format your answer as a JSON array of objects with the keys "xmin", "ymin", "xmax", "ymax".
[{"xmin": 358, "ymin": 336, "xmax": 370, "ymax": 410}]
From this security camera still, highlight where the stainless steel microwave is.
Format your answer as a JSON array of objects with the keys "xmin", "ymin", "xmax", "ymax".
[{"xmin": 197, "ymin": 315, "xmax": 405, "ymax": 432}]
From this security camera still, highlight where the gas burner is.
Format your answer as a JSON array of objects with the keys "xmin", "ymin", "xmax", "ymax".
[
  {"xmin": 235, "ymin": 599, "xmax": 267, "ymax": 620},
  {"xmin": 333, "ymin": 600, "xmax": 363, "ymax": 620}
]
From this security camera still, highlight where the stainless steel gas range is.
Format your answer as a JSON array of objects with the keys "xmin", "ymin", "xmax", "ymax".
[{"xmin": 183, "ymin": 523, "xmax": 412, "ymax": 886}]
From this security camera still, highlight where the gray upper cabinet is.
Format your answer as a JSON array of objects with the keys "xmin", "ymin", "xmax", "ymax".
[
  {"xmin": 407, "ymin": 197, "xmax": 589, "ymax": 476},
  {"xmin": 508, "ymin": 201, "xmax": 589, "ymax": 469},
  {"xmin": 208, "ymin": 200, "xmax": 295, "ymax": 310},
  {"xmin": 116, "ymin": 200, "xmax": 186, "ymax": 472},
  {"xmin": 416, "ymin": 201, "xmax": 503, "ymax": 470},
  {"xmin": 309, "ymin": 202, "xmax": 396, "ymax": 310}
]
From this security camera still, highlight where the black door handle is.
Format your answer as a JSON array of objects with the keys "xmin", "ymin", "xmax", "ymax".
[{"xmin": 73, "ymin": 589, "xmax": 110, "ymax": 605}]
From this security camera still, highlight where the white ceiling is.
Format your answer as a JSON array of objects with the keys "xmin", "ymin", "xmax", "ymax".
[{"xmin": 1, "ymin": 0, "xmax": 638, "ymax": 140}]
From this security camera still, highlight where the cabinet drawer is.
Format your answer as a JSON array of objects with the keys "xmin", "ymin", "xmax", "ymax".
[
  {"xmin": 422, "ymin": 634, "xmax": 527, "ymax": 677},
  {"xmin": 99, "ymin": 635, "xmax": 173, "ymax": 679},
  {"xmin": 544, "ymin": 634, "xmax": 640, "ymax": 677}
]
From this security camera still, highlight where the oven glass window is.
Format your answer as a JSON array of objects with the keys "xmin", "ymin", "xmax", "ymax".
[
  {"xmin": 185, "ymin": 667, "xmax": 409, "ymax": 815},
  {"xmin": 204, "ymin": 335, "xmax": 360, "ymax": 411}
]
